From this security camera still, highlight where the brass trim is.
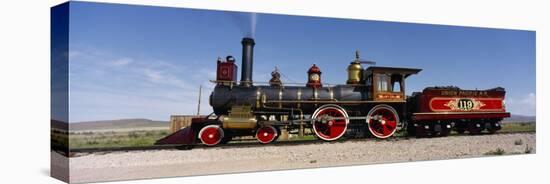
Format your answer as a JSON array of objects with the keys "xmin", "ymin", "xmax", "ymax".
[
  {"xmin": 222, "ymin": 105, "xmax": 257, "ymax": 129},
  {"xmin": 210, "ymin": 80, "xmax": 340, "ymax": 87},
  {"xmin": 278, "ymin": 88, "xmax": 283, "ymax": 108},
  {"xmin": 256, "ymin": 89, "xmax": 261, "ymax": 107},
  {"xmin": 429, "ymin": 97, "xmax": 503, "ymax": 112},
  {"xmin": 297, "ymin": 88, "xmax": 302, "ymax": 108},
  {"xmin": 329, "ymin": 87, "xmax": 334, "ymax": 100},
  {"xmin": 314, "ymin": 88, "xmax": 318, "ymax": 99}
]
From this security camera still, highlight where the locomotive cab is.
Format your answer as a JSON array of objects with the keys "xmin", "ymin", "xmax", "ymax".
[{"xmin": 364, "ymin": 66, "xmax": 421, "ymax": 101}]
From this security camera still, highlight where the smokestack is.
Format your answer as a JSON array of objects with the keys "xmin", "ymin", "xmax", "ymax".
[{"xmin": 240, "ymin": 37, "xmax": 255, "ymax": 87}]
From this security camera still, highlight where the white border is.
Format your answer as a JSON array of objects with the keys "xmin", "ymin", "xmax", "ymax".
[{"xmin": 0, "ymin": 0, "xmax": 547, "ymax": 184}]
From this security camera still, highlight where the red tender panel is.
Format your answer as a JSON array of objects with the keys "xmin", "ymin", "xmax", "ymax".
[
  {"xmin": 430, "ymin": 97, "xmax": 504, "ymax": 112},
  {"xmin": 412, "ymin": 112, "xmax": 511, "ymax": 121}
]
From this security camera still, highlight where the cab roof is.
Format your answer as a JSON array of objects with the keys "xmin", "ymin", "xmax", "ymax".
[{"xmin": 365, "ymin": 66, "xmax": 422, "ymax": 78}]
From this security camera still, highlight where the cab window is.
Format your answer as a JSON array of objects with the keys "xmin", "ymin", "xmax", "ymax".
[
  {"xmin": 365, "ymin": 75, "xmax": 372, "ymax": 87},
  {"xmin": 377, "ymin": 74, "xmax": 389, "ymax": 92},
  {"xmin": 391, "ymin": 74, "xmax": 403, "ymax": 92}
]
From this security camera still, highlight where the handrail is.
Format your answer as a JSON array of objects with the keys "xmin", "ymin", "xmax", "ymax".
[{"xmin": 209, "ymin": 80, "xmax": 369, "ymax": 87}]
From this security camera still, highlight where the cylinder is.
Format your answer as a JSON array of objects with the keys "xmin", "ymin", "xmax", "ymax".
[{"xmin": 240, "ymin": 37, "xmax": 255, "ymax": 87}]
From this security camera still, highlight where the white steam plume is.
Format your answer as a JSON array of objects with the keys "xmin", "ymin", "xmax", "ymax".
[
  {"xmin": 231, "ymin": 12, "xmax": 258, "ymax": 38},
  {"xmin": 249, "ymin": 13, "xmax": 257, "ymax": 38}
]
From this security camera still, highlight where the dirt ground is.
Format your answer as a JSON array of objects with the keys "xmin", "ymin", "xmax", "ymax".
[{"xmin": 61, "ymin": 133, "xmax": 535, "ymax": 183}]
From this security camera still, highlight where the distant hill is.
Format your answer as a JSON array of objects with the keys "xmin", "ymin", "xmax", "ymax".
[
  {"xmin": 503, "ymin": 114, "xmax": 536, "ymax": 123},
  {"xmin": 70, "ymin": 118, "xmax": 169, "ymax": 131},
  {"xmin": 51, "ymin": 119, "xmax": 68, "ymax": 130}
]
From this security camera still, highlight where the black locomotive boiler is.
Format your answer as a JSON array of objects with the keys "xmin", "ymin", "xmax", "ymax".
[{"xmin": 156, "ymin": 37, "xmax": 510, "ymax": 146}]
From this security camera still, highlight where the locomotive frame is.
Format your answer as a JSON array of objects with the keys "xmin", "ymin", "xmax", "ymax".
[{"xmin": 156, "ymin": 37, "xmax": 510, "ymax": 146}]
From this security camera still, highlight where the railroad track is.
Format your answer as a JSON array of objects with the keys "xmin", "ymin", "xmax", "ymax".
[
  {"xmin": 68, "ymin": 131, "xmax": 535, "ymax": 155},
  {"xmin": 69, "ymin": 139, "xmax": 324, "ymax": 155}
]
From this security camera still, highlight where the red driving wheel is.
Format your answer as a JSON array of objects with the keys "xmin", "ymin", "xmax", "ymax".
[
  {"xmin": 367, "ymin": 104, "xmax": 399, "ymax": 139},
  {"xmin": 198, "ymin": 125, "xmax": 224, "ymax": 146},
  {"xmin": 256, "ymin": 125, "xmax": 278, "ymax": 144},
  {"xmin": 312, "ymin": 105, "xmax": 349, "ymax": 141}
]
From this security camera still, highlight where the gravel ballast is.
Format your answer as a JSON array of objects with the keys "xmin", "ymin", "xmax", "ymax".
[{"xmin": 65, "ymin": 133, "xmax": 535, "ymax": 183}]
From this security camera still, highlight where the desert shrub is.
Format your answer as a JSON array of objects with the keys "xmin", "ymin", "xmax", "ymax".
[
  {"xmin": 525, "ymin": 144, "xmax": 533, "ymax": 154},
  {"xmin": 484, "ymin": 148, "xmax": 505, "ymax": 155},
  {"xmin": 86, "ymin": 139, "xmax": 99, "ymax": 145},
  {"xmin": 130, "ymin": 138, "xmax": 151, "ymax": 146},
  {"xmin": 128, "ymin": 131, "xmax": 140, "ymax": 139}
]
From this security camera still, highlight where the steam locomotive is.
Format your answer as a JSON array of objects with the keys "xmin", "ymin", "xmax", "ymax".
[{"xmin": 156, "ymin": 37, "xmax": 510, "ymax": 146}]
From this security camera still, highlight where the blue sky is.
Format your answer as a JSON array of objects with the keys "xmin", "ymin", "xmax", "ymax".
[{"xmin": 66, "ymin": 2, "xmax": 535, "ymax": 122}]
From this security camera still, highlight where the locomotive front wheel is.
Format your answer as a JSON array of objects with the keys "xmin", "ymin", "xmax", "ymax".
[
  {"xmin": 367, "ymin": 104, "xmax": 399, "ymax": 139},
  {"xmin": 312, "ymin": 104, "xmax": 349, "ymax": 141},
  {"xmin": 198, "ymin": 125, "xmax": 224, "ymax": 146},
  {"xmin": 256, "ymin": 125, "xmax": 278, "ymax": 144}
]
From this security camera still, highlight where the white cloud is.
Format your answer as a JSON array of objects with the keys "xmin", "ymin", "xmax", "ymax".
[
  {"xmin": 143, "ymin": 68, "xmax": 164, "ymax": 81},
  {"xmin": 111, "ymin": 57, "xmax": 133, "ymax": 67},
  {"xmin": 506, "ymin": 93, "xmax": 536, "ymax": 116},
  {"xmin": 67, "ymin": 46, "xmax": 217, "ymax": 122},
  {"xmin": 141, "ymin": 68, "xmax": 192, "ymax": 90},
  {"xmin": 197, "ymin": 68, "xmax": 217, "ymax": 79},
  {"xmin": 520, "ymin": 93, "xmax": 536, "ymax": 106}
]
